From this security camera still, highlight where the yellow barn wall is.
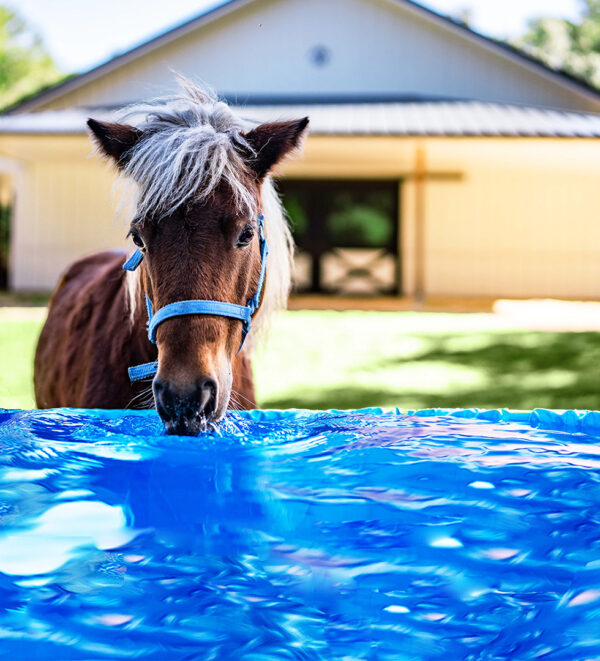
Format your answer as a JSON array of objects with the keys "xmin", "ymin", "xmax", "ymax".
[
  {"xmin": 282, "ymin": 136, "xmax": 600, "ymax": 300},
  {"xmin": 419, "ymin": 139, "xmax": 600, "ymax": 299},
  {"xmin": 2, "ymin": 137, "xmax": 128, "ymax": 291},
  {"xmin": 1, "ymin": 134, "xmax": 599, "ymax": 298}
]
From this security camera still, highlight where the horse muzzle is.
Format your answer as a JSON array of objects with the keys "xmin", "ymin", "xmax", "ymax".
[{"xmin": 153, "ymin": 376, "xmax": 221, "ymax": 435}]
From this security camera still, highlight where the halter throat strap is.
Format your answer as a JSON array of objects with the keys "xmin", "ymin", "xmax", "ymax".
[{"xmin": 124, "ymin": 212, "xmax": 267, "ymax": 382}]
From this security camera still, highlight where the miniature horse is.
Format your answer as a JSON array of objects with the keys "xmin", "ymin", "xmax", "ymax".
[{"xmin": 34, "ymin": 82, "xmax": 308, "ymax": 435}]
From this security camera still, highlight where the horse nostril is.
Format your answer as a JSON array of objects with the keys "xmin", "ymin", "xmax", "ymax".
[
  {"xmin": 152, "ymin": 377, "xmax": 174, "ymax": 422},
  {"xmin": 198, "ymin": 378, "xmax": 217, "ymax": 416}
]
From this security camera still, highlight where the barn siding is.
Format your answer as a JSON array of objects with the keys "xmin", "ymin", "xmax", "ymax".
[
  {"xmin": 11, "ymin": 157, "xmax": 127, "ymax": 290},
  {"xmin": 5, "ymin": 135, "xmax": 600, "ymax": 300},
  {"xmin": 284, "ymin": 136, "xmax": 600, "ymax": 299},
  {"xmin": 37, "ymin": 0, "xmax": 600, "ymax": 113},
  {"xmin": 421, "ymin": 139, "xmax": 600, "ymax": 298}
]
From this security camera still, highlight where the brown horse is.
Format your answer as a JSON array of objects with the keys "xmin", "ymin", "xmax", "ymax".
[{"xmin": 34, "ymin": 81, "xmax": 308, "ymax": 435}]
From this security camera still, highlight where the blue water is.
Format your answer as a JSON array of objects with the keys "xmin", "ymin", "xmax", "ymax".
[{"xmin": 1, "ymin": 407, "xmax": 600, "ymax": 660}]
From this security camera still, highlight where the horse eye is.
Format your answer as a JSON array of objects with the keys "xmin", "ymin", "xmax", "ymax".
[
  {"xmin": 130, "ymin": 232, "xmax": 145, "ymax": 250},
  {"xmin": 237, "ymin": 224, "xmax": 254, "ymax": 247}
]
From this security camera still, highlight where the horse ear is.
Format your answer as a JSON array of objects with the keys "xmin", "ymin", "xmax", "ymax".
[
  {"xmin": 244, "ymin": 117, "xmax": 309, "ymax": 179},
  {"xmin": 87, "ymin": 118, "xmax": 143, "ymax": 168}
]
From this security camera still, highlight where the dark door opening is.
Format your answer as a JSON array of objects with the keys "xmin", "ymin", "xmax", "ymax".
[
  {"xmin": 279, "ymin": 179, "xmax": 400, "ymax": 295},
  {"xmin": 0, "ymin": 173, "xmax": 13, "ymax": 291},
  {"xmin": 0, "ymin": 200, "xmax": 10, "ymax": 290}
]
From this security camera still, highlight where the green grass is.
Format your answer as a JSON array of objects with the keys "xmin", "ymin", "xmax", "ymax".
[
  {"xmin": 2, "ymin": 310, "xmax": 600, "ymax": 411},
  {"xmin": 254, "ymin": 311, "xmax": 600, "ymax": 411},
  {"xmin": 0, "ymin": 318, "xmax": 44, "ymax": 409}
]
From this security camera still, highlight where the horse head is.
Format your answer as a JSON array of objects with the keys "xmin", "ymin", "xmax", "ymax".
[{"xmin": 87, "ymin": 83, "xmax": 308, "ymax": 434}]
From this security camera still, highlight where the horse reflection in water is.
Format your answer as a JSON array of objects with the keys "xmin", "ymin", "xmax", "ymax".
[{"xmin": 34, "ymin": 79, "xmax": 309, "ymax": 434}]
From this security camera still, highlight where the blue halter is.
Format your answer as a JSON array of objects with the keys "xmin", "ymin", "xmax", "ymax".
[{"xmin": 123, "ymin": 212, "xmax": 268, "ymax": 382}]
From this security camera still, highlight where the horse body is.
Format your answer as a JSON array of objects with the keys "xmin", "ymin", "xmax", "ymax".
[{"xmin": 34, "ymin": 80, "xmax": 308, "ymax": 433}]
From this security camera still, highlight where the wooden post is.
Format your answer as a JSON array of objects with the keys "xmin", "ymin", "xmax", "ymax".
[{"xmin": 414, "ymin": 143, "xmax": 426, "ymax": 304}]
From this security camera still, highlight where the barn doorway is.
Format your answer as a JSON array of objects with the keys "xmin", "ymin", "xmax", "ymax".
[
  {"xmin": 0, "ymin": 174, "xmax": 12, "ymax": 290},
  {"xmin": 279, "ymin": 179, "xmax": 400, "ymax": 295}
]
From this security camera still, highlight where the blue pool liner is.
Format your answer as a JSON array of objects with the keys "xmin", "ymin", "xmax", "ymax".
[
  {"xmin": 2, "ymin": 405, "xmax": 600, "ymax": 432},
  {"xmin": 1, "ymin": 405, "xmax": 600, "ymax": 659},
  {"xmin": 213, "ymin": 405, "xmax": 600, "ymax": 434}
]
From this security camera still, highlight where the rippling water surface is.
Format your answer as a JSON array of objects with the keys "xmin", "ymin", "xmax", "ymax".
[{"xmin": 1, "ymin": 407, "xmax": 600, "ymax": 660}]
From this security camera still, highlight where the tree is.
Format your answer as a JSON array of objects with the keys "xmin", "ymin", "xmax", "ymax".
[
  {"xmin": 515, "ymin": 0, "xmax": 600, "ymax": 90},
  {"xmin": 0, "ymin": 6, "xmax": 62, "ymax": 110}
]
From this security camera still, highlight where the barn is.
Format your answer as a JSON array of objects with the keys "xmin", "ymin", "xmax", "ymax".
[{"xmin": 2, "ymin": 0, "xmax": 600, "ymax": 300}]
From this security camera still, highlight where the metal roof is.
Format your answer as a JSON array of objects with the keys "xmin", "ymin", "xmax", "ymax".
[
  {"xmin": 2, "ymin": 102, "xmax": 600, "ymax": 138},
  {"xmin": 244, "ymin": 101, "xmax": 600, "ymax": 137}
]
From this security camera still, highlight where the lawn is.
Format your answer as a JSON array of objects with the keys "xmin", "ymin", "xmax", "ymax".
[
  {"xmin": 0, "ymin": 315, "xmax": 45, "ymax": 409},
  {"xmin": 2, "ymin": 309, "xmax": 600, "ymax": 411}
]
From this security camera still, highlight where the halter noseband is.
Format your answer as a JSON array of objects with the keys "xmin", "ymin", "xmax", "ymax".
[{"xmin": 123, "ymin": 212, "xmax": 268, "ymax": 382}]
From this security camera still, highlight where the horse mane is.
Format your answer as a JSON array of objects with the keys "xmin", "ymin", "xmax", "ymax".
[{"xmin": 119, "ymin": 79, "xmax": 294, "ymax": 350}]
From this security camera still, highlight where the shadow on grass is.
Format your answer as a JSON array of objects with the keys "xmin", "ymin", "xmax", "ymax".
[{"xmin": 262, "ymin": 331, "xmax": 600, "ymax": 411}]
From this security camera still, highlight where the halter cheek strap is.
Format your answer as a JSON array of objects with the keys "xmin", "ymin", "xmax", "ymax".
[{"xmin": 124, "ymin": 213, "xmax": 268, "ymax": 382}]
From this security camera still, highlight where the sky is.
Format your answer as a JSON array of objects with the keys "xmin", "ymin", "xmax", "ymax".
[{"xmin": 11, "ymin": 0, "xmax": 583, "ymax": 73}]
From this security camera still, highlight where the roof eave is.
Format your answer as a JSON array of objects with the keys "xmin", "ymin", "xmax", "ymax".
[{"xmin": 1, "ymin": 130, "xmax": 599, "ymax": 139}]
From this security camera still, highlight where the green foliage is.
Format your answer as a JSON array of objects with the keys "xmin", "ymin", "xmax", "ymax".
[
  {"xmin": 0, "ymin": 6, "xmax": 62, "ymax": 110},
  {"xmin": 283, "ymin": 196, "xmax": 308, "ymax": 240},
  {"xmin": 327, "ymin": 205, "xmax": 392, "ymax": 247},
  {"xmin": 282, "ymin": 184, "xmax": 396, "ymax": 251},
  {"xmin": 515, "ymin": 0, "xmax": 600, "ymax": 89}
]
